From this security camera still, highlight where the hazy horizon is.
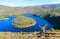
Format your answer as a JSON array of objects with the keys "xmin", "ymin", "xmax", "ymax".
[{"xmin": 0, "ymin": 0, "xmax": 60, "ymax": 7}]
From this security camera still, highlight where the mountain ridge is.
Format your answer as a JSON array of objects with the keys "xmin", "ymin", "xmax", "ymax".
[{"xmin": 0, "ymin": 4, "xmax": 60, "ymax": 16}]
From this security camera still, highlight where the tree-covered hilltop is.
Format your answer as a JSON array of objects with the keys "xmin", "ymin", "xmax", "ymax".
[{"xmin": 12, "ymin": 16, "xmax": 36, "ymax": 28}]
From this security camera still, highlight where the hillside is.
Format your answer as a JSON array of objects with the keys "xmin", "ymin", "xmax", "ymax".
[
  {"xmin": 24, "ymin": 4, "xmax": 60, "ymax": 29},
  {"xmin": 0, "ymin": 5, "xmax": 27, "ymax": 16},
  {"xmin": 25, "ymin": 4, "xmax": 60, "ymax": 17},
  {"xmin": 0, "ymin": 4, "xmax": 60, "ymax": 16},
  {"xmin": 0, "ymin": 4, "xmax": 60, "ymax": 29}
]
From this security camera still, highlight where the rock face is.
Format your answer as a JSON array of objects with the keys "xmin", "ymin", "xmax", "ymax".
[{"xmin": 13, "ymin": 16, "xmax": 36, "ymax": 28}]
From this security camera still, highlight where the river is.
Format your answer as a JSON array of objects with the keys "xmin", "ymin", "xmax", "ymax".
[{"xmin": 0, "ymin": 13, "xmax": 53, "ymax": 32}]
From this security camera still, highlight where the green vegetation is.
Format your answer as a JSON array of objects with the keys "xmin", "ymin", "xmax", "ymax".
[
  {"xmin": 31, "ymin": 8, "xmax": 60, "ymax": 30},
  {"xmin": 51, "ymin": 29, "xmax": 60, "ymax": 32},
  {"xmin": 13, "ymin": 16, "xmax": 36, "ymax": 28},
  {"xmin": 0, "ymin": 16, "xmax": 7, "ymax": 20}
]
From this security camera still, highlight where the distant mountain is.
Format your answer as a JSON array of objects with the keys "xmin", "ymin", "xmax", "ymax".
[
  {"xmin": 41, "ymin": 4, "xmax": 60, "ymax": 9},
  {"xmin": 0, "ymin": 5, "xmax": 26, "ymax": 16},
  {"xmin": 0, "ymin": 4, "xmax": 60, "ymax": 16},
  {"xmin": 25, "ymin": 4, "xmax": 60, "ymax": 9},
  {"xmin": 24, "ymin": 4, "xmax": 60, "ymax": 17}
]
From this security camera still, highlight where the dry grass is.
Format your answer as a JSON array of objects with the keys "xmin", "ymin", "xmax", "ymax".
[{"xmin": 0, "ymin": 32, "xmax": 60, "ymax": 39}]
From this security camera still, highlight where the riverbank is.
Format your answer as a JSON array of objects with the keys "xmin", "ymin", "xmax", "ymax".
[{"xmin": 0, "ymin": 16, "xmax": 9, "ymax": 20}]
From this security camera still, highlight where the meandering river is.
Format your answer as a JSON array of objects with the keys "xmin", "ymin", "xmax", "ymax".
[{"xmin": 0, "ymin": 14, "xmax": 53, "ymax": 32}]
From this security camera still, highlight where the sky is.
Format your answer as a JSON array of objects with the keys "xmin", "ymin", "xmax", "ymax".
[{"xmin": 0, "ymin": 0, "xmax": 60, "ymax": 7}]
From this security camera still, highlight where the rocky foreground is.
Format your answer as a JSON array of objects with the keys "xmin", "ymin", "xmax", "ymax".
[{"xmin": 0, "ymin": 32, "xmax": 60, "ymax": 39}]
